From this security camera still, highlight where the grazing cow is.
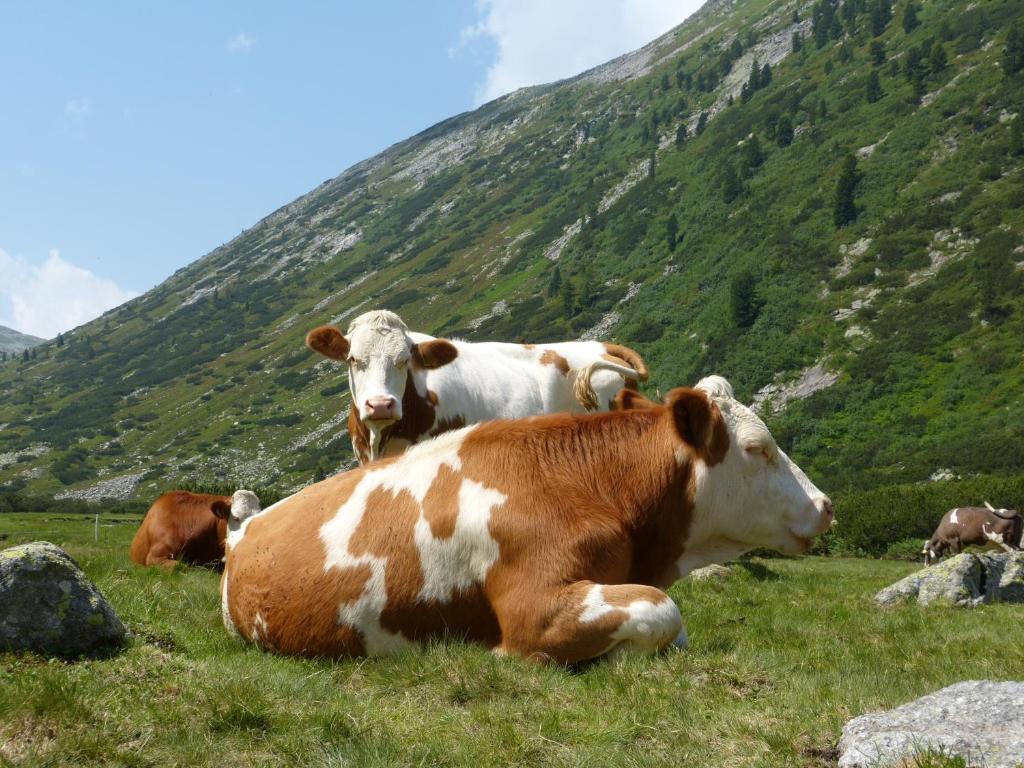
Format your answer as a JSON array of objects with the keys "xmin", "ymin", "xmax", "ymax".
[
  {"xmin": 922, "ymin": 502, "xmax": 1022, "ymax": 565},
  {"xmin": 130, "ymin": 490, "xmax": 259, "ymax": 568},
  {"xmin": 306, "ymin": 309, "xmax": 648, "ymax": 464},
  {"xmin": 220, "ymin": 376, "xmax": 833, "ymax": 663}
]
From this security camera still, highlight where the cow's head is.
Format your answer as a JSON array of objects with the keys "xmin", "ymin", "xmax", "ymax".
[
  {"xmin": 307, "ymin": 310, "xmax": 457, "ymax": 428},
  {"xmin": 667, "ymin": 376, "xmax": 834, "ymax": 558}
]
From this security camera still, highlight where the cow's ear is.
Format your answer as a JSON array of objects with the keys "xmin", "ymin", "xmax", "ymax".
[
  {"xmin": 210, "ymin": 500, "xmax": 231, "ymax": 520},
  {"xmin": 412, "ymin": 339, "xmax": 459, "ymax": 369},
  {"xmin": 665, "ymin": 387, "xmax": 729, "ymax": 465},
  {"xmin": 612, "ymin": 388, "xmax": 657, "ymax": 411},
  {"xmin": 306, "ymin": 326, "xmax": 350, "ymax": 361}
]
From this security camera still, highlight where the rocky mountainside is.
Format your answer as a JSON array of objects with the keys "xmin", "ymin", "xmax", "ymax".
[
  {"xmin": 0, "ymin": 325, "xmax": 45, "ymax": 356},
  {"xmin": 1, "ymin": 0, "xmax": 1022, "ymax": 502}
]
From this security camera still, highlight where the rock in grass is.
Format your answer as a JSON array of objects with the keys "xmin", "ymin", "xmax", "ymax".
[
  {"xmin": 689, "ymin": 564, "xmax": 733, "ymax": 582},
  {"xmin": 838, "ymin": 680, "xmax": 1024, "ymax": 767},
  {"xmin": 874, "ymin": 551, "xmax": 1024, "ymax": 607},
  {"xmin": 0, "ymin": 541, "xmax": 126, "ymax": 657}
]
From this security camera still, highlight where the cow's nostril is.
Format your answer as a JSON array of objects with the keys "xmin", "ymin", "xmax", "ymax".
[{"xmin": 820, "ymin": 499, "xmax": 834, "ymax": 518}]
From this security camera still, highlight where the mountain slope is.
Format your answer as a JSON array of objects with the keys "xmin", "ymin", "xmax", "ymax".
[
  {"xmin": 1, "ymin": 0, "xmax": 1022, "ymax": 501},
  {"xmin": 0, "ymin": 325, "xmax": 45, "ymax": 356}
]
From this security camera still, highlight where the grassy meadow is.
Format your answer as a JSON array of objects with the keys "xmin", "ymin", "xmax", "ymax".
[{"xmin": 2, "ymin": 512, "xmax": 1023, "ymax": 767}]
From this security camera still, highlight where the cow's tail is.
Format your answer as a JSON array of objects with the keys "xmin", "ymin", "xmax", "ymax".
[
  {"xmin": 573, "ymin": 356, "xmax": 649, "ymax": 412},
  {"xmin": 603, "ymin": 344, "xmax": 650, "ymax": 382},
  {"xmin": 985, "ymin": 501, "xmax": 1021, "ymax": 520}
]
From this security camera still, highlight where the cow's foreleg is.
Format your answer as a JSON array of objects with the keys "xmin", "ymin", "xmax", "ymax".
[{"xmin": 497, "ymin": 581, "xmax": 684, "ymax": 664}]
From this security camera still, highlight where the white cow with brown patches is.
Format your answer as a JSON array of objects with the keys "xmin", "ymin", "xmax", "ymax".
[
  {"xmin": 306, "ymin": 309, "xmax": 648, "ymax": 464},
  {"xmin": 922, "ymin": 502, "xmax": 1022, "ymax": 565},
  {"xmin": 221, "ymin": 375, "xmax": 833, "ymax": 664}
]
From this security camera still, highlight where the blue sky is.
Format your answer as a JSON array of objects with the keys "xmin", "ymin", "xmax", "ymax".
[{"xmin": 0, "ymin": 1, "xmax": 700, "ymax": 338}]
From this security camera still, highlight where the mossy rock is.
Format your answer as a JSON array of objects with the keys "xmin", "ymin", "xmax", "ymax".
[
  {"xmin": 875, "ymin": 552, "xmax": 1024, "ymax": 607},
  {"xmin": 0, "ymin": 541, "xmax": 127, "ymax": 657}
]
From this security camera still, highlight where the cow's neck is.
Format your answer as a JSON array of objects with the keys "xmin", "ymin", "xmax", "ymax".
[
  {"xmin": 487, "ymin": 410, "xmax": 698, "ymax": 588},
  {"xmin": 367, "ymin": 423, "xmax": 385, "ymax": 461},
  {"xmin": 554, "ymin": 412, "xmax": 738, "ymax": 588}
]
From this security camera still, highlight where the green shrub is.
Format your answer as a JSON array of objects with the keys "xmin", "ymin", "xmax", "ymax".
[{"xmin": 883, "ymin": 538, "xmax": 927, "ymax": 561}]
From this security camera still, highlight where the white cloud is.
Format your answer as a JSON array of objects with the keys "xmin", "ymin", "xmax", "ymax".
[
  {"xmin": 0, "ymin": 248, "xmax": 138, "ymax": 339},
  {"xmin": 65, "ymin": 97, "xmax": 91, "ymax": 120},
  {"xmin": 226, "ymin": 32, "xmax": 255, "ymax": 53},
  {"xmin": 457, "ymin": 0, "xmax": 702, "ymax": 104}
]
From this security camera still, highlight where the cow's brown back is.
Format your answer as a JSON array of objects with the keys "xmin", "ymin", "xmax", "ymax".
[{"xmin": 130, "ymin": 491, "xmax": 230, "ymax": 567}]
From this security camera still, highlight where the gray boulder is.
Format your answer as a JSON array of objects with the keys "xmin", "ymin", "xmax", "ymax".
[
  {"xmin": 0, "ymin": 541, "xmax": 126, "ymax": 657},
  {"xmin": 839, "ymin": 680, "xmax": 1024, "ymax": 767},
  {"xmin": 875, "ymin": 551, "xmax": 1024, "ymax": 607},
  {"xmin": 689, "ymin": 564, "xmax": 733, "ymax": 582}
]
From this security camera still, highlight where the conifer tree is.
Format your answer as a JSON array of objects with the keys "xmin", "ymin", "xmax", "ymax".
[
  {"xmin": 928, "ymin": 41, "xmax": 947, "ymax": 74},
  {"xmin": 675, "ymin": 124, "xmax": 688, "ymax": 147},
  {"xmin": 747, "ymin": 58, "xmax": 761, "ymax": 92},
  {"xmin": 834, "ymin": 154, "xmax": 862, "ymax": 227},
  {"xmin": 776, "ymin": 115, "xmax": 794, "ymax": 147},
  {"xmin": 547, "ymin": 266, "xmax": 562, "ymax": 297},
  {"xmin": 1004, "ymin": 24, "xmax": 1024, "ymax": 76},
  {"xmin": 866, "ymin": 70, "xmax": 883, "ymax": 103},
  {"xmin": 742, "ymin": 134, "xmax": 764, "ymax": 173},
  {"xmin": 730, "ymin": 271, "xmax": 763, "ymax": 327},
  {"xmin": 560, "ymin": 278, "xmax": 575, "ymax": 317},
  {"xmin": 902, "ymin": 2, "xmax": 919, "ymax": 33},
  {"xmin": 911, "ymin": 70, "xmax": 926, "ymax": 104},
  {"xmin": 665, "ymin": 213, "xmax": 679, "ymax": 252},
  {"xmin": 722, "ymin": 162, "xmax": 742, "ymax": 203},
  {"xmin": 760, "ymin": 63, "xmax": 772, "ymax": 87},
  {"xmin": 870, "ymin": 41, "xmax": 886, "ymax": 65},
  {"xmin": 792, "ymin": 30, "xmax": 803, "ymax": 53},
  {"xmin": 1010, "ymin": 116, "xmax": 1023, "ymax": 157},
  {"xmin": 57, "ymin": 332, "xmax": 64, "ymax": 347},
  {"xmin": 696, "ymin": 111, "xmax": 708, "ymax": 135},
  {"xmin": 870, "ymin": 0, "xmax": 891, "ymax": 36}
]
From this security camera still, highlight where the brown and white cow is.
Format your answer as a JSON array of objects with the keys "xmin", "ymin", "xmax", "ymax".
[
  {"xmin": 129, "ymin": 490, "xmax": 260, "ymax": 568},
  {"xmin": 306, "ymin": 309, "xmax": 648, "ymax": 464},
  {"xmin": 922, "ymin": 502, "xmax": 1022, "ymax": 565},
  {"xmin": 220, "ymin": 376, "xmax": 833, "ymax": 663}
]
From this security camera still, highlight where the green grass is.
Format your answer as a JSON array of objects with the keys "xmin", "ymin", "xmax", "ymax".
[{"xmin": 3, "ymin": 513, "xmax": 1023, "ymax": 767}]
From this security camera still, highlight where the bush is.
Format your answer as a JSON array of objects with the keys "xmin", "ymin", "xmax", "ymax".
[{"xmin": 883, "ymin": 538, "xmax": 927, "ymax": 561}]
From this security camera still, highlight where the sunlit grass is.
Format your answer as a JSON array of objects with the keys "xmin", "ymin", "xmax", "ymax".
[{"xmin": 2, "ymin": 513, "xmax": 1023, "ymax": 766}]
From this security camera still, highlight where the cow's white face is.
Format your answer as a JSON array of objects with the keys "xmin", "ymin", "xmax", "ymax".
[
  {"xmin": 690, "ymin": 376, "xmax": 833, "ymax": 556},
  {"xmin": 307, "ymin": 311, "xmax": 460, "ymax": 437},
  {"xmin": 345, "ymin": 322, "xmax": 412, "ymax": 424}
]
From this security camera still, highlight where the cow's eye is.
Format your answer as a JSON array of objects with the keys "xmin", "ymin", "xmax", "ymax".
[
  {"xmin": 395, "ymin": 358, "xmax": 409, "ymax": 369},
  {"xmin": 744, "ymin": 445, "xmax": 772, "ymax": 462},
  {"xmin": 349, "ymin": 358, "xmax": 365, "ymax": 370}
]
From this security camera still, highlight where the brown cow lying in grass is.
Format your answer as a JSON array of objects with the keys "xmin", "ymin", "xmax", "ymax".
[
  {"xmin": 220, "ymin": 376, "xmax": 833, "ymax": 663},
  {"xmin": 922, "ymin": 502, "xmax": 1022, "ymax": 565},
  {"xmin": 130, "ymin": 491, "xmax": 259, "ymax": 568}
]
